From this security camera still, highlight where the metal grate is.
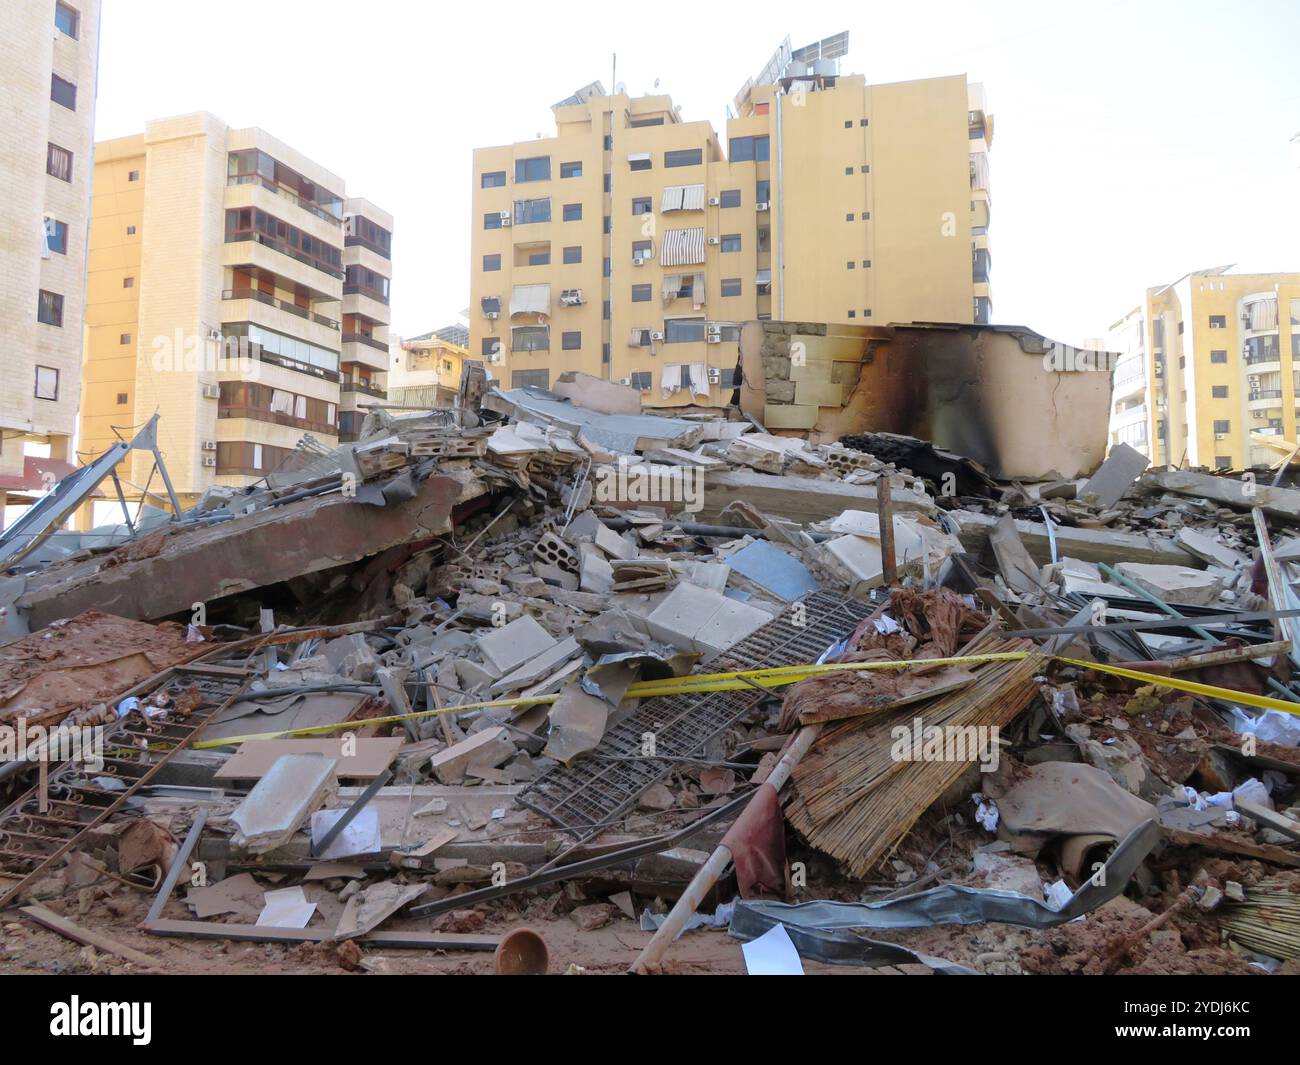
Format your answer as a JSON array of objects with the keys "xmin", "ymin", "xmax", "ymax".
[{"xmin": 519, "ymin": 591, "xmax": 874, "ymax": 838}]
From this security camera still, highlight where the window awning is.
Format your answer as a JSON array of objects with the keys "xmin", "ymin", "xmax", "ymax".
[
  {"xmin": 510, "ymin": 283, "xmax": 551, "ymax": 316},
  {"xmin": 661, "ymin": 184, "xmax": 705, "ymax": 212},
  {"xmin": 661, "ymin": 227, "xmax": 705, "ymax": 267},
  {"xmin": 627, "ymin": 152, "xmax": 651, "ymax": 164}
]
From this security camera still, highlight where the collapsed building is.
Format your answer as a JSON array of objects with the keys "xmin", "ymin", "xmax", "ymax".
[{"xmin": 0, "ymin": 321, "xmax": 1298, "ymax": 976}]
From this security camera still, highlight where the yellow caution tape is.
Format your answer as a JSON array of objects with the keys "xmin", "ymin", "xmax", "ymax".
[{"xmin": 194, "ymin": 648, "xmax": 1300, "ymax": 748}]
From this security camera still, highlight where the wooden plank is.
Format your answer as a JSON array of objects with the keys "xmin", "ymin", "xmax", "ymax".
[
  {"xmin": 213, "ymin": 738, "xmax": 404, "ymax": 781},
  {"xmin": 23, "ymin": 904, "xmax": 160, "ymax": 968},
  {"xmin": 142, "ymin": 917, "xmax": 499, "ymax": 951}
]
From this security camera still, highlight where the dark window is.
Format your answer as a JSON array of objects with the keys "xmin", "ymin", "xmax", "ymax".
[
  {"xmin": 563, "ymin": 245, "xmax": 582, "ymax": 264},
  {"xmin": 483, "ymin": 212, "xmax": 502, "ymax": 230},
  {"xmin": 1212, "ymin": 385, "xmax": 1229, "ymax": 398},
  {"xmin": 116, "ymin": 392, "xmax": 128, "ymax": 405},
  {"xmin": 665, "ymin": 318, "xmax": 706, "ymax": 343},
  {"xmin": 756, "ymin": 179, "xmax": 770, "ymax": 203},
  {"xmin": 35, "ymin": 366, "xmax": 59, "ymax": 400},
  {"xmin": 602, "ymin": 343, "xmax": 611, "ymax": 364},
  {"xmin": 47, "ymin": 143, "xmax": 72, "ymax": 182},
  {"xmin": 1215, "ymin": 455, "xmax": 1233, "ymax": 470},
  {"xmin": 513, "ymin": 197, "xmax": 551, "ymax": 224},
  {"xmin": 861, "ymin": 165, "xmax": 870, "ymax": 173},
  {"xmin": 729, "ymin": 136, "xmax": 769, "ymax": 162},
  {"xmin": 51, "ymin": 74, "xmax": 77, "ymax": 110},
  {"xmin": 483, "ymin": 253, "xmax": 501, "ymax": 271},
  {"xmin": 632, "ymin": 239, "xmax": 652, "ymax": 260},
  {"xmin": 844, "ymin": 120, "xmax": 853, "ymax": 129},
  {"xmin": 481, "ymin": 337, "xmax": 500, "ymax": 357},
  {"xmin": 512, "ymin": 369, "xmax": 550, "ymax": 389},
  {"xmin": 603, "ymin": 174, "xmax": 611, "ymax": 192},
  {"xmin": 603, "ymin": 215, "xmax": 611, "ymax": 234},
  {"xmin": 515, "ymin": 157, "xmax": 551, "ymax": 183},
  {"xmin": 123, "ymin": 276, "xmax": 134, "ymax": 288},
  {"xmin": 860, "ymin": 118, "xmax": 869, "ymax": 127},
  {"xmin": 603, "ymin": 135, "xmax": 612, "ymax": 150},
  {"xmin": 629, "ymin": 156, "xmax": 652, "ymax": 172},
  {"xmin": 562, "ymin": 203, "xmax": 582, "ymax": 221},
  {"xmin": 1213, "ymin": 419, "xmax": 1230, "ymax": 434},
  {"xmin": 126, "ymin": 225, "xmax": 136, "ymax": 235},
  {"xmin": 119, "ymin": 333, "xmax": 131, "ymax": 344},
  {"xmin": 512, "ymin": 327, "xmax": 550, "ymax": 352},
  {"xmin": 720, "ymin": 189, "xmax": 741, "ymax": 208},
  {"xmin": 45, "ymin": 219, "xmax": 68, "ymax": 254},
  {"xmin": 560, "ymin": 161, "xmax": 582, "ymax": 179},
  {"xmin": 528, "ymin": 250, "xmax": 550, "ymax": 266},
  {"xmin": 54, "ymin": 2, "xmax": 79, "ymax": 38},
  {"xmin": 861, "ymin": 211, "xmax": 871, "ymax": 220},
  {"xmin": 1209, "ymin": 315, "xmax": 1227, "ymax": 329},
  {"xmin": 1210, "ymin": 349, "xmax": 1227, "ymax": 363},
  {"xmin": 664, "ymin": 148, "xmax": 703, "ymax": 168},
  {"xmin": 562, "ymin": 331, "xmax": 582, "ymax": 350},
  {"xmin": 863, "ymin": 260, "xmax": 871, "ymax": 268},
  {"xmin": 128, "ymin": 170, "xmax": 139, "ymax": 182},
  {"xmin": 481, "ymin": 170, "xmax": 506, "ymax": 188},
  {"xmin": 37, "ymin": 290, "xmax": 63, "ymax": 327},
  {"xmin": 845, "ymin": 167, "xmax": 853, "ymax": 175},
  {"xmin": 721, "ymin": 234, "xmax": 741, "ymax": 253},
  {"xmin": 629, "ymin": 372, "xmax": 652, "ymax": 390},
  {"xmin": 632, "ymin": 284, "xmax": 652, "ymax": 302},
  {"xmin": 1177, "ymin": 321, "xmax": 1185, "ymax": 334},
  {"xmin": 847, "ymin": 310, "xmax": 857, "ymax": 319},
  {"xmin": 603, "ymin": 300, "xmax": 610, "ymax": 320},
  {"xmin": 603, "ymin": 257, "xmax": 610, "ymax": 277},
  {"xmin": 845, "ymin": 213, "xmax": 854, "ymax": 222},
  {"xmin": 632, "ymin": 196, "xmax": 652, "ymax": 215},
  {"xmin": 721, "ymin": 278, "xmax": 741, "ymax": 297}
]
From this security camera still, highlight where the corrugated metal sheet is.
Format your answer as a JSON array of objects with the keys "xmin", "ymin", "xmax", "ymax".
[
  {"xmin": 510, "ymin": 284, "xmax": 551, "ymax": 316},
  {"xmin": 661, "ymin": 184, "xmax": 705, "ymax": 212},
  {"xmin": 661, "ymin": 227, "xmax": 705, "ymax": 267}
]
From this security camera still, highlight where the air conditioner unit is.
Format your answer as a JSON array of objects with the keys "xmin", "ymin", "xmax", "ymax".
[
  {"xmin": 707, "ymin": 367, "xmax": 722, "ymax": 383},
  {"xmin": 201, "ymin": 440, "xmax": 217, "ymax": 452},
  {"xmin": 202, "ymin": 456, "xmax": 217, "ymax": 467},
  {"xmin": 484, "ymin": 310, "xmax": 500, "ymax": 320},
  {"xmin": 706, "ymin": 236, "xmax": 721, "ymax": 246},
  {"xmin": 1215, "ymin": 432, "xmax": 1227, "ymax": 440},
  {"xmin": 499, "ymin": 211, "xmax": 512, "ymax": 226},
  {"xmin": 618, "ymin": 377, "xmax": 632, "ymax": 386},
  {"xmin": 708, "ymin": 196, "xmax": 721, "ymax": 206},
  {"xmin": 706, "ymin": 334, "xmax": 722, "ymax": 344},
  {"xmin": 755, "ymin": 201, "xmax": 770, "ymax": 212},
  {"xmin": 559, "ymin": 288, "xmax": 584, "ymax": 306},
  {"xmin": 1252, "ymin": 411, "xmax": 1265, "ymax": 419},
  {"xmin": 649, "ymin": 330, "xmax": 665, "ymax": 342},
  {"xmin": 201, "ymin": 383, "xmax": 221, "ymax": 399},
  {"xmin": 633, "ymin": 255, "xmax": 648, "ymax": 266},
  {"xmin": 705, "ymin": 323, "xmax": 722, "ymax": 337}
]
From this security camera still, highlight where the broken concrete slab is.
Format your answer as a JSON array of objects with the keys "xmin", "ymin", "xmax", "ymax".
[
  {"xmin": 488, "ymin": 636, "xmax": 583, "ymax": 695},
  {"xmin": 429, "ymin": 728, "xmax": 515, "ymax": 785},
  {"xmin": 1142, "ymin": 469, "xmax": 1300, "ymax": 521},
  {"xmin": 1176, "ymin": 527, "xmax": 1249, "ymax": 570},
  {"xmin": 697, "ymin": 469, "xmax": 934, "ymax": 525},
  {"xmin": 952, "ymin": 511, "xmax": 1197, "ymax": 567},
  {"xmin": 725, "ymin": 539, "xmax": 817, "ymax": 602},
  {"xmin": 229, "ymin": 753, "xmax": 339, "ymax": 854},
  {"xmin": 1078, "ymin": 443, "xmax": 1150, "ymax": 508},
  {"xmin": 990, "ymin": 514, "xmax": 1044, "ymax": 597},
  {"xmin": 1113, "ymin": 562, "xmax": 1226, "ymax": 607},
  {"xmin": 646, "ymin": 582, "xmax": 771, "ymax": 657},
  {"xmin": 476, "ymin": 615, "xmax": 557, "ymax": 675}
]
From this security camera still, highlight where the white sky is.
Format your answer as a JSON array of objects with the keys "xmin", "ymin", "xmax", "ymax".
[{"xmin": 93, "ymin": 0, "xmax": 1300, "ymax": 347}]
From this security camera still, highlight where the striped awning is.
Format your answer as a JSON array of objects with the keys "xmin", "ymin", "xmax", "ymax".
[
  {"xmin": 510, "ymin": 283, "xmax": 551, "ymax": 317},
  {"xmin": 661, "ymin": 184, "xmax": 705, "ymax": 212},
  {"xmin": 661, "ymin": 227, "xmax": 706, "ymax": 267}
]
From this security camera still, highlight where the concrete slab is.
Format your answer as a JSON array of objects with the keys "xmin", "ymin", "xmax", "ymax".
[
  {"xmin": 1114, "ymin": 562, "xmax": 1226, "ymax": 607},
  {"xmin": 476, "ymin": 615, "xmax": 557, "ymax": 675},
  {"xmin": 229, "ymin": 753, "xmax": 339, "ymax": 854},
  {"xmin": 726, "ymin": 539, "xmax": 818, "ymax": 601},
  {"xmin": 429, "ymin": 727, "xmax": 514, "ymax": 784},
  {"xmin": 1079, "ymin": 443, "xmax": 1150, "ymax": 507},
  {"xmin": 1176, "ymin": 527, "xmax": 1248, "ymax": 570}
]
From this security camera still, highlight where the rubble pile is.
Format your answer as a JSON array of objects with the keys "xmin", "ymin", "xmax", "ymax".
[{"xmin": 1, "ymin": 376, "xmax": 1299, "ymax": 977}]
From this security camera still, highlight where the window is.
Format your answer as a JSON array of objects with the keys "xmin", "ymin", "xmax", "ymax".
[
  {"xmin": 756, "ymin": 179, "xmax": 770, "ymax": 203},
  {"xmin": 629, "ymin": 155, "xmax": 652, "ymax": 172},
  {"xmin": 1212, "ymin": 385, "xmax": 1229, "ymax": 398},
  {"xmin": 632, "ymin": 284, "xmax": 652, "ymax": 302},
  {"xmin": 844, "ymin": 120, "xmax": 853, "ymax": 129},
  {"xmin": 845, "ymin": 213, "xmax": 854, "ymax": 222},
  {"xmin": 1177, "ymin": 321, "xmax": 1184, "ymax": 334},
  {"xmin": 721, "ymin": 234, "xmax": 742, "ymax": 253},
  {"xmin": 861, "ymin": 211, "xmax": 871, "ymax": 220},
  {"xmin": 35, "ymin": 366, "xmax": 59, "ymax": 400},
  {"xmin": 37, "ymin": 290, "xmax": 63, "ymax": 327},
  {"xmin": 51, "ymin": 74, "xmax": 77, "ymax": 110},
  {"xmin": 1213, "ymin": 419, "xmax": 1231, "ymax": 434},
  {"xmin": 721, "ymin": 278, "xmax": 742, "ymax": 297},
  {"xmin": 629, "ymin": 372, "xmax": 652, "ymax": 390},
  {"xmin": 483, "ymin": 212, "xmax": 503, "ymax": 230},
  {"xmin": 845, "ymin": 167, "xmax": 854, "ymax": 175},
  {"xmin": 729, "ymin": 135, "xmax": 770, "ymax": 162},
  {"xmin": 512, "ymin": 326, "xmax": 550, "ymax": 352},
  {"xmin": 512, "ymin": 369, "xmax": 550, "ymax": 389},
  {"xmin": 481, "ymin": 170, "xmax": 507, "ymax": 188},
  {"xmin": 54, "ymin": 2, "xmax": 79, "ymax": 38},
  {"xmin": 603, "ymin": 215, "xmax": 611, "ymax": 234},
  {"xmin": 126, "ymin": 225, "xmax": 136, "ymax": 235},
  {"xmin": 562, "ymin": 331, "xmax": 582, "ymax": 350},
  {"xmin": 116, "ymin": 393, "xmax": 128, "ymax": 405},
  {"xmin": 560, "ymin": 161, "xmax": 583, "ymax": 179},
  {"xmin": 632, "ymin": 239, "xmax": 653, "ymax": 261},
  {"xmin": 47, "ymin": 143, "xmax": 72, "ymax": 182},
  {"xmin": 1215, "ymin": 456, "xmax": 1232, "ymax": 470},
  {"xmin": 860, "ymin": 118, "xmax": 869, "ymax": 127},
  {"xmin": 603, "ymin": 256, "xmax": 611, "ymax": 277},
  {"xmin": 515, "ymin": 157, "xmax": 551, "ymax": 183},
  {"xmin": 562, "ymin": 203, "xmax": 582, "ymax": 221},
  {"xmin": 665, "ymin": 318, "xmax": 706, "ymax": 343},
  {"xmin": 563, "ymin": 245, "xmax": 582, "ymax": 264},
  {"xmin": 603, "ymin": 174, "xmax": 611, "ymax": 192},
  {"xmin": 483, "ymin": 253, "xmax": 501, "ymax": 271},
  {"xmin": 848, "ymin": 310, "xmax": 856, "ymax": 319},
  {"xmin": 528, "ymin": 249, "xmax": 550, "ymax": 266},
  {"xmin": 603, "ymin": 300, "xmax": 610, "ymax": 320},
  {"xmin": 664, "ymin": 148, "xmax": 703, "ymax": 168},
  {"xmin": 45, "ymin": 219, "xmax": 68, "ymax": 255},
  {"xmin": 513, "ymin": 197, "xmax": 551, "ymax": 224},
  {"xmin": 123, "ymin": 276, "xmax": 134, "ymax": 288},
  {"xmin": 632, "ymin": 196, "xmax": 652, "ymax": 215},
  {"xmin": 119, "ymin": 333, "xmax": 131, "ymax": 345},
  {"xmin": 128, "ymin": 170, "xmax": 140, "ymax": 182},
  {"xmin": 481, "ymin": 337, "xmax": 500, "ymax": 358},
  {"xmin": 1209, "ymin": 315, "xmax": 1227, "ymax": 329},
  {"xmin": 1210, "ymin": 349, "xmax": 1227, "ymax": 364},
  {"xmin": 720, "ymin": 189, "xmax": 741, "ymax": 208}
]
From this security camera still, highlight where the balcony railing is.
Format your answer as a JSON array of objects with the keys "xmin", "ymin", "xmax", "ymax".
[
  {"xmin": 343, "ymin": 284, "xmax": 390, "ymax": 305},
  {"xmin": 1249, "ymin": 390, "xmax": 1284, "ymax": 400},
  {"xmin": 254, "ymin": 348, "xmax": 340, "ymax": 383},
  {"xmin": 223, "ymin": 288, "xmax": 339, "ymax": 330},
  {"xmin": 345, "ymin": 233, "xmax": 391, "ymax": 259},
  {"xmin": 228, "ymin": 174, "xmax": 343, "ymax": 228},
  {"xmin": 229, "ymin": 233, "xmax": 344, "ymax": 280},
  {"xmin": 342, "ymin": 332, "xmax": 388, "ymax": 351},
  {"xmin": 341, "ymin": 381, "xmax": 386, "ymax": 398},
  {"xmin": 218, "ymin": 406, "xmax": 338, "ymax": 435}
]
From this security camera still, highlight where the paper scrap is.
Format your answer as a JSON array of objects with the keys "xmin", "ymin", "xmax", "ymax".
[{"xmin": 740, "ymin": 923, "xmax": 804, "ymax": 975}]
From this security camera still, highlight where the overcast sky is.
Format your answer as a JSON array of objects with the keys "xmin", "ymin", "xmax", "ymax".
[{"xmin": 94, "ymin": 0, "xmax": 1300, "ymax": 347}]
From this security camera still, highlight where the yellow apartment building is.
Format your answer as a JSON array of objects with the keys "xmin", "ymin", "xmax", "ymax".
[
  {"xmin": 469, "ymin": 38, "xmax": 990, "ymax": 409},
  {"xmin": 387, "ymin": 331, "xmax": 469, "ymax": 411},
  {"xmin": 1105, "ymin": 267, "xmax": 1300, "ymax": 469},
  {"xmin": 79, "ymin": 112, "xmax": 392, "ymax": 509},
  {"xmin": 0, "ymin": 0, "xmax": 101, "ymax": 516}
]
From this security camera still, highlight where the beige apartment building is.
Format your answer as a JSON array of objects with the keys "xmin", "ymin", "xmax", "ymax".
[
  {"xmin": 469, "ymin": 38, "xmax": 991, "ymax": 410},
  {"xmin": 0, "ymin": 0, "xmax": 101, "ymax": 513},
  {"xmin": 79, "ymin": 112, "xmax": 392, "ymax": 508},
  {"xmin": 387, "ymin": 331, "xmax": 469, "ymax": 412},
  {"xmin": 1105, "ymin": 267, "xmax": 1300, "ymax": 470}
]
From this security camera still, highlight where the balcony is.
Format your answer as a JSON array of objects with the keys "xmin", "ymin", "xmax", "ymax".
[
  {"xmin": 341, "ymin": 380, "xmax": 386, "ymax": 399},
  {"xmin": 219, "ymin": 406, "xmax": 337, "ymax": 436},
  {"xmin": 343, "ymin": 332, "xmax": 387, "ymax": 352},
  {"xmin": 223, "ymin": 288, "xmax": 338, "ymax": 330}
]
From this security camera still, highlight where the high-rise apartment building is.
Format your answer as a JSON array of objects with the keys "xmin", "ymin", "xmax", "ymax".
[
  {"xmin": 469, "ymin": 37, "xmax": 990, "ymax": 408},
  {"xmin": 79, "ymin": 113, "xmax": 392, "ymax": 507},
  {"xmin": 1105, "ymin": 267, "xmax": 1300, "ymax": 469},
  {"xmin": 0, "ymin": 0, "xmax": 101, "ymax": 513}
]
